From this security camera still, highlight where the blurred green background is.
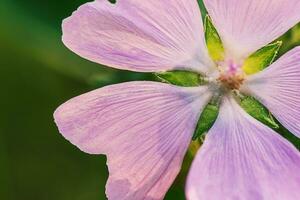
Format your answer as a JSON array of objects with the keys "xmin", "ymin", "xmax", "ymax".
[{"xmin": 0, "ymin": 0, "xmax": 300, "ymax": 199}]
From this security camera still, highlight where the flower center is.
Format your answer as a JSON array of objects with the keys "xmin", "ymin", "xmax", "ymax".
[
  {"xmin": 218, "ymin": 73, "xmax": 245, "ymax": 90},
  {"xmin": 216, "ymin": 59, "xmax": 245, "ymax": 90}
]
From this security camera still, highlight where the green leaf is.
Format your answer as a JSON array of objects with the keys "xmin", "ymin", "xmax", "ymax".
[
  {"xmin": 155, "ymin": 70, "xmax": 205, "ymax": 87},
  {"xmin": 205, "ymin": 15, "xmax": 225, "ymax": 61},
  {"xmin": 193, "ymin": 103, "xmax": 219, "ymax": 140},
  {"xmin": 240, "ymin": 96, "xmax": 279, "ymax": 129},
  {"xmin": 242, "ymin": 41, "xmax": 282, "ymax": 75}
]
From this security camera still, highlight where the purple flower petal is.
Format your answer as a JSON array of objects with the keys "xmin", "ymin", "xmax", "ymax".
[
  {"xmin": 54, "ymin": 81, "xmax": 212, "ymax": 200},
  {"xmin": 62, "ymin": 0, "xmax": 213, "ymax": 73},
  {"xmin": 186, "ymin": 95, "xmax": 300, "ymax": 200},
  {"xmin": 204, "ymin": 0, "xmax": 300, "ymax": 59},
  {"xmin": 242, "ymin": 47, "xmax": 300, "ymax": 138}
]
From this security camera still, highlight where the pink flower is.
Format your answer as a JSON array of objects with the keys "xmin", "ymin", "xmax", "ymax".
[{"xmin": 54, "ymin": 0, "xmax": 300, "ymax": 199}]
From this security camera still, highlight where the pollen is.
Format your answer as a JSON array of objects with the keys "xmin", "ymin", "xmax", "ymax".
[{"xmin": 218, "ymin": 73, "xmax": 245, "ymax": 90}]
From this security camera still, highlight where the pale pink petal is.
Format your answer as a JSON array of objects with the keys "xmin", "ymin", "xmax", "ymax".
[
  {"xmin": 204, "ymin": 0, "xmax": 300, "ymax": 59},
  {"xmin": 54, "ymin": 81, "xmax": 212, "ymax": 200},
  {"xmin": 186, "ymin": 95, "xmax": 300, "ymax": 200},
  {"xmin": 242, "ymin": 47, "xmax": 300, "ymax": 138},
  {"xmin": 62, "ymin": 0, "xmax": 213, "ymax": 73}
]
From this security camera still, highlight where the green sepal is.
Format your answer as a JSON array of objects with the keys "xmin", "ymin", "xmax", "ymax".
[
  {"xmin": 108, "ymin": 0, "xmax": 116, "ymax": 3},
  {"xmin": 197, "ymin": 0, "xmax": 208, "ymax": 18},
  {"xmin": 276, "ymin": 121, "xmax": 300, "ymax": 150},
  {"xmin": 242, "ymin": 41, "xmax": 282, "ymax": 75},
  {"xmin": 205, "ymin": 15, "xmax": 225, "ymax": 61},
  {"xmin": 240, "ymin": 96, "xmax": 279, "ymax": 129},
  {"xmin": 192, "ymin": 102, "xmax": 219, "ymax": 140},
  {"xmin": 155, "ymin": 70, "xmax": 205, "ymax": 87}
]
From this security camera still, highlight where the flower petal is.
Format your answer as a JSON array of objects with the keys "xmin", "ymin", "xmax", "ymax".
[
  {"xmin": 186, "ymin": 95, "xmax": 300, "ymax": 200},
  {"xmin": 204, "ymin": 0, "xmax": 300, "ymax": 59},
  {"xmin": 242, "ymin": 47, "xmax": 300, "ymax": 138},
  {"xmin": 54, "ymin": 81, "xmax": 212, "ymax": 200},
  {"xmin": 62, "ymin": 0, "xmax": 213, "ymax": 73}
]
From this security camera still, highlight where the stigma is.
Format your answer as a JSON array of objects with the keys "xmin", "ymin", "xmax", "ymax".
[{"xmin": 216, "ymin": 59, "xmax": 246, "ymax": 90}]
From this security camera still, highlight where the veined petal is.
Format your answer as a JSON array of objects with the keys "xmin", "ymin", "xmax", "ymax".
[
  {"xmin": 242, "ymin": 47, "xmax": 300, "ymax": 138},
  {"xmin": 204, "ymin": 0, "xmax": 300, "ymax": 59},
  {"xmin": 186, "ymin": 96, "xmax": 300, "ymax": 200},
  {"xmin": 54, "ymin": 81, "xmax": 212, "ymax": 200},
  {"xmin": 62, "ymin": 0, "xmax": 214, "ymax": 73}
]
